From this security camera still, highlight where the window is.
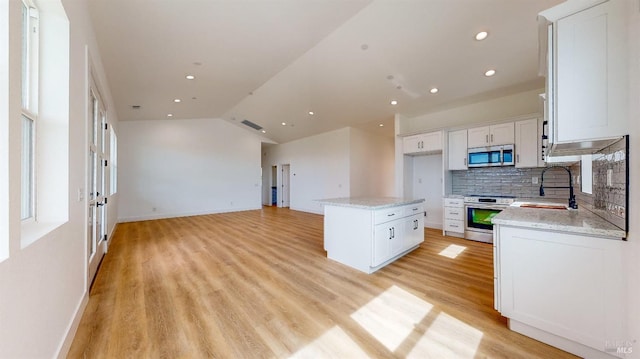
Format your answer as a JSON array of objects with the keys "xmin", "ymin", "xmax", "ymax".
[
  {"xmin": 21, "ymin": 0, "xmax": 38, "ymax": 221},
  {"xmin": 19, "ymin": 0, "xmax": 70, "ymax": 248}
]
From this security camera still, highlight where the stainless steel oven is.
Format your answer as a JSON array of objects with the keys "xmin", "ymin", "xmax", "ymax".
[{"xmin": 463, "ymin": 196, "xmax": 515, "ymax": 243}]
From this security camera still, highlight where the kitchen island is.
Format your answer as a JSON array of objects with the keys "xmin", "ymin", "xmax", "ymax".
[{"xmin": 318, "ymin": 197, "xmax": 425, "ymax": 274}]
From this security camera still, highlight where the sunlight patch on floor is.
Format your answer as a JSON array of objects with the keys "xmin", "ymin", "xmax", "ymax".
[
  {"xmin": 438, "ymin": 244, "xmax": 467, "ymax": 259},
  {"xmin": 407, "ymin": 311, "xmax": 484, "ymax": 358},
  {"xmin": 289, "ymin": 325, "xmax": 368, "ymax": 358},
  {"xmin": 350, "ymin": 285, "xmax": 433, "ymax": 351}
]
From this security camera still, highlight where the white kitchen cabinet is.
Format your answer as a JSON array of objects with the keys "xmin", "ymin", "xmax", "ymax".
[
  {"xmin": 403, "ymin": 131, "xmax": 442, "ymax": 155},
  {"xmin": 404, "ymin": 214, "xmax": 424, "ymax": 249},
  {"xmin": 443, "ymin": 197, "xmax": 464, "ymax": 237},
  {"xmin": 447, "ymin": 129, "xmax": 468, "ymax": 170},
  {"xmin": 514, "ymin": 118, "xmax": 540, "ymax": 168},
  {"xmin": 540, "ymin": 0, "xmax": 628, "ymax": 155},
  {"xmin": 496, "ymin": 225, "xmax": 626, "ymax": 358},
  {"xmin": 467, "ymin": 122, "xmax": 514, "ymax": 148},
  {"xmin": 323, "ymin": 199, "xmax": 425, "ymax": 274}
]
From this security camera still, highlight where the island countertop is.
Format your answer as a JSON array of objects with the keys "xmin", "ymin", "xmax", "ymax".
[
  {"xmin": 317, "ymin": 197, "xmax": 424, "ymax": 210},
  {"xmin": 492, "ymin": 206, "xmax": 626, "ymax": 239}
]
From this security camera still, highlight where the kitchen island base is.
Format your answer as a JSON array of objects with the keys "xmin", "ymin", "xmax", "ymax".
[{"xmin": 320, "ymin": 198, "xmax": 425, "ymax": 274}]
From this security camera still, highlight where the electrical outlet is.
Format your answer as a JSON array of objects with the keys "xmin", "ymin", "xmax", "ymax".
[
  {"xmin": 532, "ymin": 177, "xmax": 538, "ymax": 184},
  {"xmin": 152, "ymin": 207, "xmax": 157, "ymax": 212},
  {"xmin": 77, "ymin": 188, "xmax": 84, "ymax": 202}
]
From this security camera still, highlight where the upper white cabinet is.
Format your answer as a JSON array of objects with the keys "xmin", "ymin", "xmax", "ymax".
[
  {"xmin": 514, "ymin": 118, "xmax": 540, "ymax": 168},
  {"xmin": 448, "ymin": 129, "xmax": 468, "ymax": 170},
  {"xmin": 540, "ymin": 0, "xmax": 628, "ymax": 155},
  {"xmin": 403, "ymin": 131, "xmax": 442, "ymax": 155},
  {"xmin": 467, "ymin": 122, "xmax": 514, "ymax": 148}
]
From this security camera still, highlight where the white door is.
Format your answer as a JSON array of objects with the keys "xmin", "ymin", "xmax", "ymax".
[
  {"xmin": 281, "ymin": 164, "xmax": 290, "ymax": 208},
  {"xmin": 88, "ymin": 86, "xmax": 107, "ymax": 286}
]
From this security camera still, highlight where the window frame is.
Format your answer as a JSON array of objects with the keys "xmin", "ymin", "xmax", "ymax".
[{"xmin": 20, "ymin": 0, "xmax": 38, "ymax": 221}]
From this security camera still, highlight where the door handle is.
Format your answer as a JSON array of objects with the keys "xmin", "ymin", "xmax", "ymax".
[
  {"xmin": 485, "ymin": 134, "xmax": 489, "ymax": 143},
  {"xmin": 97, "ymin": 202, "xmax": 104, "ymax": 207},
  {"xmin": 389, "ymin": 228, "xmax": 393, "ymax": 240},
  {"xmin": 491, "ymin": 134, "xmax": 494, "ymax": 143},
  {"xmin": 517, "ymin": 154, "xmax": 520, "ymax": 163}
]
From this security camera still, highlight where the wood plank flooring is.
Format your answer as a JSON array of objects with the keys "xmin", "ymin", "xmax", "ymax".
[{"xmin": 68, "ymin": 207, "xmax": 576, "ymax": 358}]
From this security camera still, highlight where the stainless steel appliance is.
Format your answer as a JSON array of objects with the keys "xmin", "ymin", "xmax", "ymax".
[
  {"xmin": 463, "ymin": 195, "xmax": 515, "ymax": 243},
  {"xmin": 467, "ymin": 144, "xmax": 515, "ymax": 167}
]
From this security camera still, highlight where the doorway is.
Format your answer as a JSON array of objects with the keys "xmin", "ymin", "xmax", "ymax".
[
  {"xmin": 87, "ymin": 81, "xmax": 108, "ymax": 287},
  {"xmin": 281, "ymin": 164, "xmax": 290, "ymax": 208}
]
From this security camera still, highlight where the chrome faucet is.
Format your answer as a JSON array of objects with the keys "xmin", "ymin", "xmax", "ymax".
[{"xmin": 539, "ymin": 166, "xmax": 578, "ymax": 209}]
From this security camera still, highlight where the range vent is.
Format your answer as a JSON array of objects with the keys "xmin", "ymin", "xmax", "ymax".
[{"xmin": 241, "ymin": 119, "xmax": 263, "ymax": 131}]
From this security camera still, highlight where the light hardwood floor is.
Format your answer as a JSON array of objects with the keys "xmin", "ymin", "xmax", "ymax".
[{"xmin": 68, "ymin": 207, "xmax": 576, "ymax": 358}]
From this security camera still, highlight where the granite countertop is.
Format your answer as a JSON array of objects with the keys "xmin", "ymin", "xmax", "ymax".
[
  {"xmin": 317, "ymin": 197, "xmax": 424, "ymax": 210},
  {"xmin": 492, "ymin": 205, "xmax": 626, "ymax": 239}
]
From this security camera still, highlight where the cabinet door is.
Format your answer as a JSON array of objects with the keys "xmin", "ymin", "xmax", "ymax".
[
  {"xmin": 555, "ymin": 0, "xmax": 627, "ymax": 143},
  {"xmin": 373, "ymin": 223, "xmax": 393, "ymax": 266},
  {"xmin": 467, "ymin": 126, "xmax": 490, "ymax": 148},
  {"xmin": 403, "ymin": 214, "xmax": 424, "ymax": 249},
  {"xmin": 515, "ymin": 119, "xmax": 540, "ymax": 168},
  {"xmin": 499, "ymin": 226, "xmax": 626, "ymax": 353},
  {"xmin": 490, "ymin": 122, "xmax": 515, "ymax": 145},
  {"xmin": 421, "ymin": 131, "xmax": 443, "ymax": 152},
  {"xmin": 448, "ymin": 129, "xmax": 468, "ymax": 170},
  {"xmin": 403, "ymin": 135, "xmax": 422, "ymax": 154}
]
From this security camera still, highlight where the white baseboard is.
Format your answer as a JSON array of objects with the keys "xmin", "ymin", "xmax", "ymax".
[
  {"xmin": 425, "ymin": 221, "xmax": 443, "ymax": 230},
  {"xmin": 56, "ymin": 293, "xmax": 89, "ymax": 359},
  {"xmin": 117, "ymin": 206, "xmax": 262, "ymax": 223}
]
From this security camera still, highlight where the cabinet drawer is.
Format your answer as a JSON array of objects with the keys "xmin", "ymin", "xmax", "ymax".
[
  {"xmin": 444, "ymin": 207, "xmax": 464, "ymax": 220},
  {"xmin": 444, "ymin": 219, "xmax": 464, "ymax": 233},
  {"xmin": 444, "ymin": 198, "xmax": 463, "ymax": 207},
  {"xmin": 403, "ymin": 204, "xmax": 424, "ymax": 217},
  {"xmin": 374, "ymin": 207, "xmax": 404, "ymax": 224}
]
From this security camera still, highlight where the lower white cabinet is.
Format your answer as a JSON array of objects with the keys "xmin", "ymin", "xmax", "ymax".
[
  {"xmin": 495, "ymin": 225, "xmax": 626, "ymax": 358},
  {"xmin": 324, "ymin": 201, "xmax": 425, "ymax": 274},
  {"xmin": 443, "ymin": 197, "xmax": 464, "ymax": 236}
]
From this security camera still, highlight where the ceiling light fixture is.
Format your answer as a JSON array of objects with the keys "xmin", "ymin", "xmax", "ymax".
[
  {"xmin": 174, "ymin": 98, "xmax": 181, "ymax": 103},
  {"xmin": 379, "ymin": 124, "xmax": 384, "ymax": 127},
  {"xmin": 430, "ymin": 88, "xmax": 439, "ymax": 94},
  {"xmin": 390, "ymin": 100, "xmax": 398, "ymax": 105},
  {"xmin": 167, "ymin": 113, "xmax": 173, "ymax": 117},
  {"xmin": 308, "ymin": 111, "xmax": 314, "ymax": 116},
  {"xmin": 484, "ymin": 69, "xmax": 496, "ymax": 77},
  {"xmin": 475, "ymin": 31, "xmax": 488, "ymax": 41},
  {"xmin": 261, "ymin": 130, "xmax": 266, "ymax": 133},
  {"xmin": 186, "ymin": 75, "xmax": 195, "ymax": 80},
  {"xmin": 281, "ymin": 122, "xmax": 286, "ymax": 126}
]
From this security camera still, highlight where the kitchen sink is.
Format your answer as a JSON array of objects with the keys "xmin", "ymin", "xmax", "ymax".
[
  {"xmin": 519, "ymin": 203, "xmax": 568, "ymax": 210},
  {"xmin": 511, "ymin": 201, "xmax": 569, "ymax": 210}
]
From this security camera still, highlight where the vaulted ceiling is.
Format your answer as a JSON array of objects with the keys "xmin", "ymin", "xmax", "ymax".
[{"xmin": 89, "ymin": 0, "xmax": 563, "ymax": 143}]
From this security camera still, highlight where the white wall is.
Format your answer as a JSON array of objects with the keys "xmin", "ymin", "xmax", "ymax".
[
  {"xmin": 349, "ymin": 127, "xmax": 394, "ymax": 198},
  {"xmin": 401, "ymin": 88, "xmax": 542, "ymax": 135},
  {"xmin": 118, "ymin": 118, "xmax": 262, "ymax": 222},
  {"xmin": 626, "ymin": 3, "xmax": 640, "ymax": 357},
  {"xmin": 263, "ymin": 127, "xmax": 351, "ymax": 214},
  {"xmin": 0, "ymin": 0, "xmax": 119, "ymax": 357},
  {"xmin": 411, "ymin": 155, "xmax": 443, "ymax": 229}
]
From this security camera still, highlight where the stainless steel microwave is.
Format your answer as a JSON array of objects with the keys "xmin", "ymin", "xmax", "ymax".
[{"xmin": 467, "ymin": 144, "xmax": 515, "ymax": 167}]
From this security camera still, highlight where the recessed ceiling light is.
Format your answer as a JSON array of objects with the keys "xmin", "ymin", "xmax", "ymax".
[
  {"xmin": 361, "ymin": 44, "xmax": 369, "ymax": 50},
  {"xmin": 186, "ymin": 75, "xmax": 195, "ymax": 80},
  {"xmin": 475, "ymin": 31, "xmax": 488, "ymax": 41},
  {"xmin": 174, "ymin": 98, "xmax": 181, "ymax": 103},
  {"xmin": 167, "ymin": 113, "xmax": 173, "ymax": 117},
  {"xmin": 308, "ymin": 111, "xmax": 314, "ymax": 116},
  {"xmin": 430, "ymin": 88, "xmax": 439, "ymax": 94},
  {"xmin": 484, "ymin": 69, "xmax": 496, "ymax": 77},
  {"xmin": 281, "ymin": 122, "xmax": 286, "ymax": 126},
  {"xmin": 390, "ymin": 100, "xmax": 398, "ymax": 105},
  {"xmin": 261, "ymin": 130, "xmax": 266, "ymax": 133},
  {"xmin": 379, "ymin": 124, "xmax": 384, "ymax": 127}
]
